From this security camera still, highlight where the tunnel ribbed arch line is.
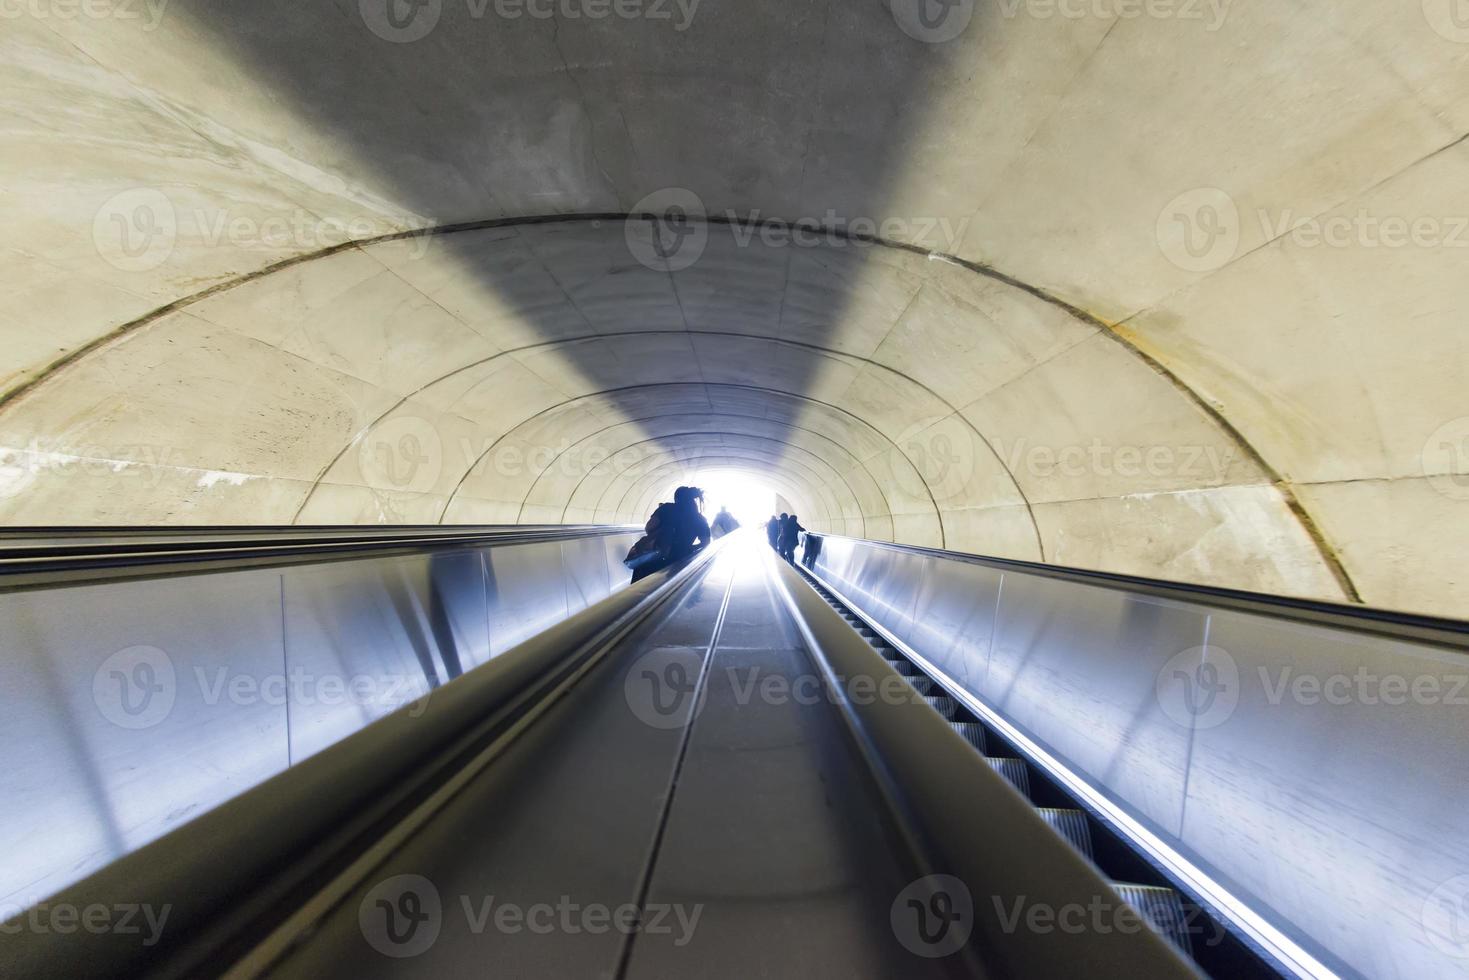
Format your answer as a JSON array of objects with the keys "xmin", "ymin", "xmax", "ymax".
[
  {"xmin": 402, "ymin": 331, "xmax": 977, "ymax": 531},
  {"xmin": 464, "ymin": 387, "xmax": 910, "ymax": 528},
  {"xmin": 611, "ymin": 452, "xmax": 843, "ymax": 533},
  {"xmin": 514, "ymin": 412, "xmax": 895, "ymax": 528},
  {"xmin": 612, "ymin": 459, "xmax": 826, "ymax": 528},
  {"xmin": 528, "ymin": 411, "xmax": 893, "ymax": 525},
  {"xmin": 622, "ymin": 466, "xmax": 827, "ymax": 532},
  {"xmin": 540, "ymin": 427, "xmax": 888, "ymax": 530},
  {"xmin": 603, "ymin": 449, "xmax": 834, "ymax": 525},
  {"xmin": 613, "ymin": 454, "xmax": 833, "ymax": 531},
  {"xmin": 294, "ymin": 331, "xmax": 968, "ymax": 533},
  {"xmin": 0, "ymin": 212, "xmax": 1358, "ymax": 593},
  {"xmin": 0, "ymin": 217, "xmax": 1043, "ymax": 556},
  {"xmin": 594, "ymin": 441, "xmax": 853, "ymax": 529},
  {"xmin": 625, "ymin": 469, "xmax": 827, "ymax": 536},
  {"xmin": 435, "ymin": 383, "xmax": 927, "ymax": 530},
  {"xmin": 591, "ymin": 440, "xmax": 855, "ymax": 525},
  {"xmin": 608, "ymin": 452, "xmax": 837, "ymax": 528},
  {"xmin": 575, "ymin": 440, "xmax": 857, "ymax": 531}
]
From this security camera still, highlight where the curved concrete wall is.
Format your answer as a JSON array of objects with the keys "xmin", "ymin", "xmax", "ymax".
[{"xmin": 2, "ymin": 2, "xmax": 1465, "ymax": 616}]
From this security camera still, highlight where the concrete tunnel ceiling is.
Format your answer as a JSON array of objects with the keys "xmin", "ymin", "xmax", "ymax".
[{"xmin": 2, "ymin": 1, "xmax": 1467, "ymax": 617}]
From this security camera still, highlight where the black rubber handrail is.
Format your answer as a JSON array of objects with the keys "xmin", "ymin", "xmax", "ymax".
[
  {"xmin": 0, "ymin": 524, "xmax": 641, "ymax": 585},
  {"xmin": 819, "ymin": 533, "xmax": 1469, "ymax": 647}
]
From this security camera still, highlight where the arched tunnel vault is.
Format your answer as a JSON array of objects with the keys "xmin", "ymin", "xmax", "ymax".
[
  {"xmin": 468, "ymin": 384, "xmax": 939, "ymax": 528},
  {"xmin": 5, "ymin": 4, "xmax": 1468, "ymax": 614},
  {"xmin": 543, "ymin": 428, "xmax": 872, "ymax": 526},
  {"xmin": 611, "ymin": 451, "xmax": 839, "ymax": 527},
  {"xmin": 0, "ymin": 217, "xmax": 1340, "ymax": 602}
]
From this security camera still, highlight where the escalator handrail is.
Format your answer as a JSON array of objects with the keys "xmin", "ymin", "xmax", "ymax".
[
  {"xmin": 816, "ymin": 533, "xmax": 1469, "ymax": 647},
  {"xmin": 0, "ymin": 524, "xmax": 642, "ymax": 584},
  {"xmin": 768, "ymin": 556, "xmax": 1203, "ymax": 979},
  {"xmin": 0, "ymin": 543, "xmax": 717, "ymax": 979}
]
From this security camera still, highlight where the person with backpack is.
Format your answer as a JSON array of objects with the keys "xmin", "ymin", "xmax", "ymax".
[
  {"xmin": 801, "ymin": 530, "xmax": 823, "ymax": 569},
  {"xmin": 711, "ymin": 506, "xmax": 739, "ymax": 538},
  {"xmin": 766, "ymin": 514, "xmax": 785, "ymax": 551},
  {"xmin": 778, "ymin": 513, "xmax": 804, "ymax": 564},
  {"xmin": 626, "ymin": 486, "xmax": 711, "ymax": 583}
]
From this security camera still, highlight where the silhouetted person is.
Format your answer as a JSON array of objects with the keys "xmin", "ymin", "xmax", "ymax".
[
  {"xmin": 766, "ymin": 514, "xmax": 785, "ymax": 550},
  {"xmin": 801, "ymin": 531, "xmax": 822, "ymax": 570},
  {"xmin": 627, "ymin": 485, "xmax": 711, "ymax": 583},
  {"xmin": 778, "ymin": 513, "xmax": 804, "ymax": 564},
  {"xmin": 711, "ymin": 506, "xmax": 739, "ymax": 538}
]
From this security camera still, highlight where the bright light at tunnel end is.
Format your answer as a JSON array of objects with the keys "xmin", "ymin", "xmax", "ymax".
[{"xmin": 663, "ymin": 471, "xmax": 779, "ymax": 528}]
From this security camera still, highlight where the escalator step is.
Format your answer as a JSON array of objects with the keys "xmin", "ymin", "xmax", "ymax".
[
  {"xmin": 891, "ymin": 660, "xmax": 919, "ymax": 676},
  {"xmin": 924, "ymin": 695, "xmax": 957, "ymax": 718},
  {"xmin": 1111, "ymin": 884, "xmax": 1194, "ymax": 958},
  {"xmin": 906, "ymin": 675, "xmax": 934, "ymax": 695},
  {"xmin": 1037, "ymin": 808, "xmax": 1094, "ymax": 861},
  {"xmin": 986, "ymin": 757, "xmax": 1031, "ymax": 797},
  {"xmin": 950, "ymin": 721, "xmax": 987, "ymax": 753}
]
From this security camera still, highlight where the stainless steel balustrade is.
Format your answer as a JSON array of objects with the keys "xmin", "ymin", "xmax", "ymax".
[
  {"xmin": 809, "ymin": 535, "xmax": 1469, "ymax": 980},
  {"xmin": 0, "ymin": 526, "xmax": 640, "ymax": 909}
]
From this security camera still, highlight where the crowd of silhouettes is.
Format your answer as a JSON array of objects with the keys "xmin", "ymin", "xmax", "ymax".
[
  {"xmin": 763, "ymin": 513, "xmax": 806, "ymax": 564},
  {"xmin": 625, "ymin": 492, "xmax": 821, "ymax": 582}
]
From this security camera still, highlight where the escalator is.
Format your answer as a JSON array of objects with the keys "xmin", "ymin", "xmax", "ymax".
[
  {"xmin": 2, "ymin": 534, "xmax": 1219, "ymax": 978},
  {"xmin": 796, "ymin": 566, "xmax": 1280, "ymax": 979}
]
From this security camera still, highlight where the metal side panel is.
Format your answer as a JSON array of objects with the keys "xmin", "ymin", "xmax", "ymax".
[
  {"xmin": 560, "ymin": 534, "xmax": 614, "ymax": 614},
  {"xmin": 1183, "ymin": 609, "xmax": 1469, "ymax": 980},
  {"xmin": 280, "ymin": 552, "xmax": 487, "ymax": 763},
  {"xmin": 0, "ymin": 568, "xmax": 288, "ymax": 908},
  {"xmin": 906, "ymin": 553, "xmax": 1004, "ymax": 694},
  {"xmin": 985, "ymin": 571, "xmax": 1205, "ymax": 840},
  {"xmin": 2, "ymin": 543, "xmax": 721, "ymax": 979},
  {"xmin": 769, "ymin": 555, "xmax": 1200, "ymax": 979},
  {"xmin": 810, "ymin": 534, "xmax": 1469, "ymax": 980},
  {"xmin": 484, "ymin": 541, "xmax": 576, "ymax": 656},
  {"xmin": 252, "ymin": 556, "xmax": 737, "ymax": 979},
  {"xmin": 0, "ymin": 528, "xmax": 642, "ymax": 916},
  {"xmin": 820, "ymin": 537, "xmax": 919, "ymax": 644}
]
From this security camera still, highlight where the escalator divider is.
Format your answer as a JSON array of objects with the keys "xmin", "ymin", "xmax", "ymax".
[
  {"xmin": 767, "ymin": 556, "xmax": 1200, "ymax": 980},
  {"xmin": 5, "ymin": 544, "xmax": 724, "ymax": 980}
]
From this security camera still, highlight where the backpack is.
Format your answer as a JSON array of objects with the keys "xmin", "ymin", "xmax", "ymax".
[{"xmin": 624, "ymin": 502, "xmax": 679, "ymax": 570}]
